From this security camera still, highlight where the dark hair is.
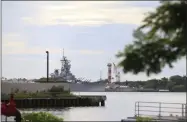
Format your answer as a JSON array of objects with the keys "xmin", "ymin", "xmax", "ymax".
[{"xmin": 10, "ymin": 93, "xmax": 14, "ymax": 100}]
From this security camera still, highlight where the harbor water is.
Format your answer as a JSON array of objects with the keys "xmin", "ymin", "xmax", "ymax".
[{"xmin": 2, "ymin": 92, "xmax": 186, "ymax": 121}]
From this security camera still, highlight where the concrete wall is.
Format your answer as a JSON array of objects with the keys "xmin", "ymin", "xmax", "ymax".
[
  {"xmin": 67, "ymin": 83, "xmax": 106, "ymax": 92},
  {"xmin": 2, "ymin": 82, "xmax": 70, "ymax": 94},
  {"xmin": 1, "ymin": 82, "xmax": 106, "ymax": 94}
]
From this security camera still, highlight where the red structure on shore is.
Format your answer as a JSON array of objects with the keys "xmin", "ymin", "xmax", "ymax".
[{"xmin": 1, "ymin": 94, "xmax": 21, "ymax": 122}]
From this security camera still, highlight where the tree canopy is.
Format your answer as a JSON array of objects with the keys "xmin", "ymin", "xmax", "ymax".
[
  {"xmin": 117, "ymin": 1, "xmax": 187, "ymax": 76},
  {"xmin": 115, "ymin": 75, "xmax": 186, "ymax": 92}
]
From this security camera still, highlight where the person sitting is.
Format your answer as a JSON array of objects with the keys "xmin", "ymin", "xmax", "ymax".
[
  {"xmin": 1, "ymin": 94, "xmax": 16, "ymax": 116},
  {"xmin": 1, "ymin": 93, "xmax": 22, "ymax": 122}
]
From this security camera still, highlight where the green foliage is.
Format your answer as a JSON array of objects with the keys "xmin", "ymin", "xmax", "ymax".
[
  {"xmin": 13, "ymin": 92, "xmax": 52, "ymax": 98},
  {"xmin": 1, "ymin": 85, "xmax": 75, "ymax": 99},
  {"xmin": 1, "ymin": 93, "xmax": 9, "ymax": 99},
  {"xmin": 117, "ymin": 1, "xmax": 187, "ymax": 76},
  {"xmin": 115, "ymin": 75, "xmax": 186, "ymax": 92},
  {"xmin": 144, "ymin": 79, "xmax": 158, "ymax": 90},
  {"xmin": 171, "ymin": 85, "xmax": 185, "ymax": 92},
  {"xmin": 136, "ymin": 117, "xmax": 152, "ymax": 122},
  {"xmin": 49, "ymin": 86, "xmax": 65, "ymax": 93},
  {"xmin": 48, "ymin": 85, "xmax": 71, "ymax": 97},
  {"xmin": 22, "ymin": 112, "xmax": 63, "ymax": 122}
]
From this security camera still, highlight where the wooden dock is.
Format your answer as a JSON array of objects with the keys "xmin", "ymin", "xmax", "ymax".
[{"xmin": 1, "ymin": 95, "xmax": 106, "ymax": 108}]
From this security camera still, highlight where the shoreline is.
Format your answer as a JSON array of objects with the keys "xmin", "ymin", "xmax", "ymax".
[
  {"xmin": 74, "ymin": 91, "xmax": 185, "ymax": 93},
  {"xmin": 2, "ymin": 82, "xmax": 185, "ymax": 94}
]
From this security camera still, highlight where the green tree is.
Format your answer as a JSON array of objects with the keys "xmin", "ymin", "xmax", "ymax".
[
  {"xmin": 144, "ymin": 79, "xmax": 159, "ymax": 90},
  {"xmin": 172, "ymin": 85, "xmax": 185, "ymax": 92},
  {"xmin": 169, "ymin": 75, "xmax": 184, "ymax": 85},
  {"xmin": 166, "ymin": 80, "xmax": 176, "ymax": 92},
  {"xmin": 159, "ymin": 78, "xmax": 168, "ymax": 89},
  {"xmin": 117, "ymin": 1, "xmax": 187, "ymax": 76}
]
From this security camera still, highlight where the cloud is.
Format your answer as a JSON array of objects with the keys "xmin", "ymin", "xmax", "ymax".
[
  {"xmin": 76, "ymin": 50, "xmax": 104, "ymax": 55},
  {"xmin": 2, "ymin": 33, "xmax": 27, "ymax": 54},
  {"xmin": 2, "ymin": 33, "xmax": 104, "ymax": 55},
  {"xmin": 3, "ymin": 37, "xmax": 25, "ymax": 48},
  {"xmin": 21, "ymin": 1, "xmax": 155, "ymax": 26}
]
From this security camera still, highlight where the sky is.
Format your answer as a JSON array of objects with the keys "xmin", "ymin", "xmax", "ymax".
[{"xmin": 2, "ymin": 1, "xmax": 186, "ymax": 81}]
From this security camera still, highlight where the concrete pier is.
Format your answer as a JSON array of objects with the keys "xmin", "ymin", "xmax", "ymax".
[{"xmin": 1, "ymin": 95, "xmax": 106, "ymax": 108}]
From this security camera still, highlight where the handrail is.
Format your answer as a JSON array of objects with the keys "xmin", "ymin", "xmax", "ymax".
[
  {"xmin": 135, "ymin": 101, "xmax": 186, "ymax": 120},
  {"xmin": 138, "ymin": 105, "xmax": 184, "ymax": 109},
  {"xmin": 136, "ymin": 101, "xmax": 185, "ymax": 105}
]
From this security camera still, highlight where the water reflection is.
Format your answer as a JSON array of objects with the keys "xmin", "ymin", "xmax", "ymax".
[{"xmin": 1, "ymin": 92, "xmax": 186, "ymax": 121}]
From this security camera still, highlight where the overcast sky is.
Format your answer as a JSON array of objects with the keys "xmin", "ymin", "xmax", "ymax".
[{"xmin": 2, "ymin": 1, "xmax": 186, "ymax": 81}]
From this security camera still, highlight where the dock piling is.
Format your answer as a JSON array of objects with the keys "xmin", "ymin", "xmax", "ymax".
[
  {"xmin": 1, "ymin": 95, "xmax": 106, "ymax": 108},
  {"xmin": 101, "ymin": 100, "xmax": 105, "ymax": 106}
]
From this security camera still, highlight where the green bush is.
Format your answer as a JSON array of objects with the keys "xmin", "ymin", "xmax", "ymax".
[
  {"xmin": 136, "ymin": 117, "xmax": 152, "ymax": 122},
  {"xmin": 1, "ymin": 85, "xmax": 75, "ymax": 99},
  {"xmin": 171, "ymin": 85, "xmax": 185, "ymax": 92},
  {"xmin": 22, "ymin": 112, "xmax": 63, "ymax": 122},
  {"xmin": 49, "ymin": 86, "xmax": 65, "ymax": 92},
  {"xmin": 48, "ymin": 85, "xmax": 65, "ymax": 97}
]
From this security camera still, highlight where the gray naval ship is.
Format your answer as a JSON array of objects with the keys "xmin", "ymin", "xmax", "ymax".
[
  {"xmin": 2, "ymin": 51, "xmax": 107, "ymax": 94},
  {"xmin": 48, "ymin": 50, "xmax": 108, "ymax": 92},
  {"xmin": 2, "ymin": 50, "xmax": 136, "ymax": 93}
]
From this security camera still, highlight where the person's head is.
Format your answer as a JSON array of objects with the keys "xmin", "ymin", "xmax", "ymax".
[{"xmin": 10, "ymin": 93, "xmax": 14, "ymax": 99}]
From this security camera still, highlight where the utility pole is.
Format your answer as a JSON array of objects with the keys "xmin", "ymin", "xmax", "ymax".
[
  {"xmin": 184, "ymin": 1, "xmax": 187, "ymax": 120},
  {"xmin": 46, "ymin": 51, "xmax": 49, "ymax": 82}
]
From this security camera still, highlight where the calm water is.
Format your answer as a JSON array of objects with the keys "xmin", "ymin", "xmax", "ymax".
[{"xmin": 2, "ymin": 92, "xmax": 186, "ymax": 121}]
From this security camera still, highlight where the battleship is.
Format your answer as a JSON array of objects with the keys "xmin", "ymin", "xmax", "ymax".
[
  {"xmin": 47, "ymin": 50, "xmax": 136, "ymax": 92},
  {"xmin": 49, "ymin": 49, "xmax": 90, "ymax": 83},
  {"xmin": 1, "ymin": 50, "xmax": 107, "ymax": 94},
  {"xmin": 2, "ymin": 50, "xmax": 136, "ymax": 94},
  {"xmin": 47, "ymin": 49, "xmax": 108, "ymax": 91}
]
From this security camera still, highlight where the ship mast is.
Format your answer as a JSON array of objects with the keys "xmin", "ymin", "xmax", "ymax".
[
  {"xmin": 60, "ymin": 49, "xmax": 65, "ymax": 78},
  {"xmin": 60, "ymin": 49, "xmax": 64, "ymax": 67},
  {"xmin": 61, "ymin": 49, "xmax": 67, "ymax": 64},
  {"xmin": 63, "ymin": 48, "xmax": 64, "ymax": 57},
  {"xmin": 100, "ymin": 70, "xmax": 102, "ymax": 81}
]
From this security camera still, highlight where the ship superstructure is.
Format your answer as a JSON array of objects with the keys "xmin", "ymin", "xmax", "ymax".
[{"xmin": 50, "ymin": 49, "xmax": 76, "ymax": 82}]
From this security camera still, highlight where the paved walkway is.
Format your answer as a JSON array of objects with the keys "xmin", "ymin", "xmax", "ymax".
[{"xmin": 121, "ymin": 116, "xmax": 186, "ymax": 122}]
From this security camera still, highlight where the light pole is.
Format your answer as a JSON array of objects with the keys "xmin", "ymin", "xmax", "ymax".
[{"xmin": 46, "ymin": 51, "xmax": 49, "ymax": 82}]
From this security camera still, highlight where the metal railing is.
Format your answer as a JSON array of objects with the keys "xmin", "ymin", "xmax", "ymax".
[{"xmin": 135, "ymin": 101, "xmax": 186, "ymax": 120}]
